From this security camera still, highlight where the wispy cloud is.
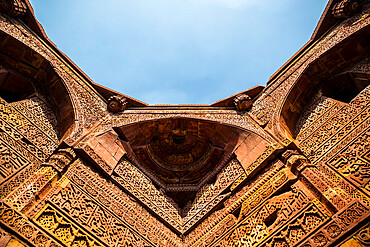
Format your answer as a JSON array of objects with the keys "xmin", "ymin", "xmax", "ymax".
[{"xmin": 30, "ymin": 0, "xmax": 326, "ymax": 104}]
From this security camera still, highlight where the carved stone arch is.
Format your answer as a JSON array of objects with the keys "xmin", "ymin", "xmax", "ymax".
[
  {"xmin": 112, "ymin": 111, "xmax": 275, "ymax": 144},
  {"xmin": 0, "ymin": 30, "xmax": 76, "ymax": 142},
  {"xmin": 276, "ymin": 24, "xmax": 370, "ymax": 140},
  {"xmin": 320, "ymin": 68, "xmax": 370, "ymax": 104},
  {"xmin": 0, "ymin": 15, "xmax": 111, "ymax": 147},
  {"xmin": 81, "ymin": 115, "xmax": 272, "ymax": 206}
]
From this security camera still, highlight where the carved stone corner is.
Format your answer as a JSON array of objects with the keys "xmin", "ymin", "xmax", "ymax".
[
  {"xmin": 281, "ymin": 167, "xmax": 298, "ymax": 182},
  {"xmin": 332, "ymin": 0, "xmax": 360, "ymax": 19},
  {"xmin": 44, "ymin": 148, "xmax": 76, "ymax": 173},
  {"xmin": 234, "ymin": 94, "xmax": 252, "ymax": 112},
  {"xmin": 282, "ymin": 149, "xmax": 310, "ymax": 175},
  {"xmin": 281, "ymin": 137, "xmax": 294, "ymax": 147},
  {"xmin": 281, "ymin": 149, "xmax": 299, "ymax": 163},
  {"xmin": 107, "ymin": 95, "xmax": 128, "ymax": 113},
  {"xmin": 0, "ymin": 0, "xmax": 27, "ymax": 17}
]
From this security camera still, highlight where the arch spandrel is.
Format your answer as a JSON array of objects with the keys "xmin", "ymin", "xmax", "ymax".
[
  {"xmin": 249, "ymin": 10, "xmax": 370, "ymax": 141},
  {"xmin": 75, "ymin": 113, "xmax": 277, "ymax": 233},
  {"xmin": 0, "ymin": 31, "xmax": 76, "ymax": 143},
  {"xmin": 275, "ymin": 24, "xmax": 370, "ymax": 143},
  {"xmin": 111, "ymin": 109, "xmax": 275, "ymax": 144},
  {"xmin": 0, "ymin": 14, "xmax": 109, "ymax": 145},
  {"xmin": 81, "ymin": 112, "xmax": 276, "ymax": 181},
  {"xmin": 2, "ymin": 1, "xmax": 370, "ymax": 246}
]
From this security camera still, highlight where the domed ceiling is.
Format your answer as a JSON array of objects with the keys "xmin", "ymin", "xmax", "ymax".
[{"xmin": 114, "ymin": 117, "xmax": 241, "ymax": 205}]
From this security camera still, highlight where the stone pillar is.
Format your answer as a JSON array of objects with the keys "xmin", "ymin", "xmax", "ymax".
[
  {"xmin": 282, "ymin": 150, "xmax": 352, "ymax": 212},
  {"xmin": 4, "ymin": 148, "xmax": 76, "ymax": 213}
]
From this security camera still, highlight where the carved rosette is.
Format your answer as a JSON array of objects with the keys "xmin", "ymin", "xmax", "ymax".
[
  {"xmin": 0, "ymin": 0, "xmax": 27, "ymax": 17},
  {"xmin": 107, "ymin": 95, "xmax": 127, "ymax": 113},
  {"xmin": 332, "ymin": 0, "xmax": 360, "ymax": 19},
  {"xmin": 234, "ymin": 94, "xmax": 252, "ymax": 112}
]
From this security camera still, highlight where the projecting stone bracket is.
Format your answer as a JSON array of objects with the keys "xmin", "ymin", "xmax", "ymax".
[
  {"xmin": 74, "ymin": 130, "xmax": 127, "ymax": 175},
  {"xmin": 107, "ymin": 95, "xmax": 128, "ymax": 113},
  {"xmin": 332, "ymin": 0, "xmax": 361, "ymax": 19},
  {"xmin": 231, "ymin": 142, "xmax": 286, "ymax": 192},
  {"xmin": 281, "ymin": 150, "xmax": 354, "ymax": 212},
  {"xmin": 0, "ymin": 0, "xmax": 27, "ymax": 17},
  {"xmin": 281, "ymin": 149, "xmax": 312, "ymax": 175},
  {"xmin": 43, "ymin": 148, "xmax": 76, "ymax": 173},
  {"xmin": 234, "ymin": 94, "xmax": 253, "ymax": 112}
]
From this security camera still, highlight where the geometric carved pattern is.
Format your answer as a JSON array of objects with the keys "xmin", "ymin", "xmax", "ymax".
[
  {"xmin": 112, "ymin": 157, "xmax": 244, "ymax": 233},
  {"xmin": 0, "ymin": 96, "xmax": 58, "ymax": 184},
  {"xmin": 113, "ymin": 159, "xmax": 183, "ymax": 231},
  {"xmin": 0, "ymin": 138, "xmax": 29, "ymax": 182},
  {"xmin": 221, "ymin": 183, "xmax": 311, "ymax": 247},
  {"xmin": 352, "ymin": 222, "xmax": 370, "ymax": 246},
  {"xmin": 34, "ymin": 204, "xmax": 104, "ymax": 247},
  {"xmin": 296, "ymin": 94, "xmax": 335, "ymax": 134},
  {"xmin": 295, "ymin": 95, "xmax": 345, "ymax": 142},
  {"xmin": 0, "ymin": 94, "xmax": 60, "ymax": 216},
  {"xmin": 306, "ymin": 86, "xmax": 370, "ymax": 163},
  {"xmin": 0, "ymin": 1, "xmax": 369, "ymax": 246},
  {"xmin": 327, "ymin": 121, "xmax": 370, "ymax": 188},
  {"xmin": 300, "ymin": 97, "xmax": 368, "ymax": 160},
  {"xmin": 53, "ymin": 165, "xmax": 180, "ymax": 246},
  {"xmin": 301, "ymin": 200, "xmax": 369, "ymax": 247},
  {"xmin": 0, "ymin": 163, "xmax": 41, "ymax": 199},
  {"xmin": 46, "ymin": 176, "xmax": 154, "ymax": 246},
  {"xmin": 185, "ymin": 160, "xmax": 284, "ymax": 246},
  {"xmin": 11, "ymin": 97, "xmax": 59, "ymax": 143},
  {"xmin": 239, "ymin": 168, "xmax": 290, "ymax": 220},
  {"xmin": 182, "ymin": 159, "xmax": 244, "ymax": 224},
  {"xmin": 0, "ymin": 201, "xmax": 61, "ymax": 247},
  {"xmin": 5, "ymin": 166, "xmax": 58, "ymax": 212},
  {"xmin": 294, "ymin": 84, "xmax": 370, "ymax": 209},
  {"xmin": 263, "ymin": 205, "xmax": 328, "ymax": 246}
]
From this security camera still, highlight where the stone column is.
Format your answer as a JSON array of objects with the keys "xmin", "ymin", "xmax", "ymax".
[
  {"xmin": 282, "ymin": 150, "xmax": 352, "ymax": 212},
  {"xmin": 4, "ymin": 148, "xmax": 76, "ymax": 213}
]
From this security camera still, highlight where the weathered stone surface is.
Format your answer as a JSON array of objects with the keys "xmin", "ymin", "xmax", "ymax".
[{"xmin": 0, "ymin": 0, "xmax": 369, "ymax": 246}]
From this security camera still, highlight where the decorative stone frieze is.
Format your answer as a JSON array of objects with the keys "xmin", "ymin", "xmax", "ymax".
[{"xmin": 0, "ymin": 1, "xmax": 369, "ymax": 246}]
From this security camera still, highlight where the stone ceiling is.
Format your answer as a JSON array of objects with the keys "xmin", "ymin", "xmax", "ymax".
[{"xmin": 115, "ymin": 117, "xmax": 241, "ymax": 205}]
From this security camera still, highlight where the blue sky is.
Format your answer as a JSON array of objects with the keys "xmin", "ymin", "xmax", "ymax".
[{"xmin": 29, "ymin": 0, "xmax": 327, "ymax": 105}]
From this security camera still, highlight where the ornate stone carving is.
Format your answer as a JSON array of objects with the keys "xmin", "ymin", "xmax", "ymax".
[
  {"xmin": 224, "ymin": 183, "xmax": 311, "ymax": 246},
  {"xmin": 302, "ymin": 200, "xmax": 369, "ymax": 246},
  {"xmin": 44, "ymin": 148, "xmax": 76, "ymax": 172},
  {"xmin": 34, "ymin": 204, "xmax": 104, "ymax": 247},
  {"xmin": 332, "ymin": 0, "xmax": 360, "ymax": 19},
  {"xmin": 281, "ymin": 149, "xmax": 309, "ymax": 174},
  {"xmin": 0, "ymin": 1, "xmax": 369, "ymax": 246},
  {"xmin": 230, "ymin": 142, "xmax": 284, "ymax": 191},
  {"xmin": 234, "ymin": 94, "xmax": 253, "ymax": 112},
  {"xmin": 353, "ymin": 222, "xmax": 370, "ymax": 246},
  {"xmin": 49, "ymin": 166, "xmax": 180, "ymax": 246},
  {"xmin": 5, "ymin": 166, "xmax": 58, "ymax": 212},
  {"xmin": 0, "ymin": 0, "xmax": 27, "ymax": 17},
  {"xmin": 0, "ymin": 201, "xmax": 61, "ymax": 246},
  {"xmin": 107, "ymin": 95, "xmax": 127, "ymax": 113}
]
